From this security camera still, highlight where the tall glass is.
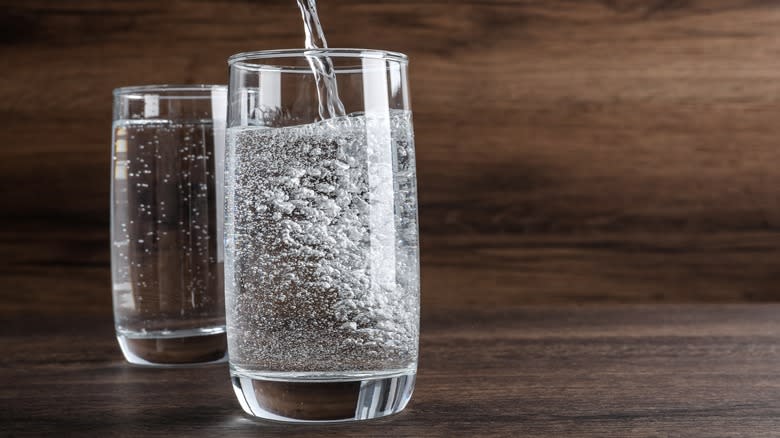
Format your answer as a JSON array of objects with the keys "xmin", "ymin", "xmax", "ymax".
[
  {"xmin": 111, "ymin": 85, "xmax": 228, "ymax": 366},
  {"xmin": 225, "ymin": 49, "xmax": 420, "ymax": 422}
]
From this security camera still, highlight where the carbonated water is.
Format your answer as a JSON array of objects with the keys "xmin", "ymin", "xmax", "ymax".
[
  {"xmin": 225, "ymin": 111, "xmax": 419, "ymax": 379},
  {"xmin": 111, "ymin": 120, "xmax": 225, "ymax": 340}
]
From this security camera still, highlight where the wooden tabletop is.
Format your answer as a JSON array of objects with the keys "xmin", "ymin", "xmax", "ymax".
[{"xmin": 4, "ymin": 304, "xmax": 780, "ymax": 437}]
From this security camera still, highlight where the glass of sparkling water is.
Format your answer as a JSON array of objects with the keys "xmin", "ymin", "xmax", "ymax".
[
  {"xmin": 111, "ymin": 85, "xmax": 228, "ymax": 366},
  {"xmin": 225, "ymin": 49, "xmax": 420, "ymax": 422}
]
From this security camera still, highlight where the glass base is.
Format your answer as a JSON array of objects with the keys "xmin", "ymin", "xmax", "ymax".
[
  {"xmin": 230, "ymin": 370, "xmax": 416, "ymax": 423},
  {"xmin": 117, "ymin": 329, "xmax": 227, "ymax": 367}
]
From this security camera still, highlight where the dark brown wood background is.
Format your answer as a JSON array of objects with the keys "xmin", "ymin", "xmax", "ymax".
[{"xmin": 3, "ymin": 0, "xmax": 780, "ymax": 316}]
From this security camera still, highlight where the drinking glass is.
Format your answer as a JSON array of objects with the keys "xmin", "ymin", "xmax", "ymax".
[
  {"xmin": 225, "ymin": 49, "xmax": 420, "ymax": 422},
  {"xmin": 111, "ymin": 85, "xmax": 228, "ymax": 366}
]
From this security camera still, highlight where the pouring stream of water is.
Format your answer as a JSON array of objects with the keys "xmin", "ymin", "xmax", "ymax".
[{"xmin": 296, "ymin": 0, "xmax": 346, "ymax": 120}]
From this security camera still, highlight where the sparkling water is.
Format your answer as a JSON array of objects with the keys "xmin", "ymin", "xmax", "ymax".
[
  {"xmin": 225, "ymin": 110, "xmax": 419, "ymax": 379},
  {"xmin": 111, "ymin": 120, "xmax": 225, "ymax": 339}
]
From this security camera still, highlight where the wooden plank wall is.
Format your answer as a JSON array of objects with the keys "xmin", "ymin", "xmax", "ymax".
[{"xmin": 2, "ymin": 0, "xmax": 780, "ymax": 314}]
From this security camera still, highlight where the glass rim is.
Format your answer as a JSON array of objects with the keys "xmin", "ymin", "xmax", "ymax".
[
  {"xmin": 113, "ymin": 84, "xmax": 227, "ymax": 97},
  {"xmin": 228, "ymin": 48, "xmax": 408, "ymax": 70}
]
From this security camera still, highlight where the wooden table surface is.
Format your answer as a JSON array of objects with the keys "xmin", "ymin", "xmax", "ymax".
[{"xmin": 4, "ymin": 304, "xmax": 780, "ymax": 437}]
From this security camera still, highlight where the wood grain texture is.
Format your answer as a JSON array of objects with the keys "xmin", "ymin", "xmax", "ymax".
[
  {"xmin": 2, "ymin": 0, "xmax": 780, "ymax": 306},
  {"xmin": 5, "ymin": 305, "xmax": 780, "ymax": 436}
]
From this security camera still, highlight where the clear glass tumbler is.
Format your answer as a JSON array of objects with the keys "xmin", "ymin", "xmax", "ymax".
[
  {"xmin": 225, "ymin": 49, "xmax": 420, "ymax": 422},
  {"xmin": 111, "ymin": 85, "xmax": 228, "ymax": 366}
]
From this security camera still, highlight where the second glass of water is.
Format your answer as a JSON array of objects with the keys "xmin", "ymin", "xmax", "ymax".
[
  {"xmin": 225, "ymin": 49, "xmax": 420, "ymax": 422},
  {"xmin": 111, "ymin": 85, "xmax": 227, "ymax": 366}
]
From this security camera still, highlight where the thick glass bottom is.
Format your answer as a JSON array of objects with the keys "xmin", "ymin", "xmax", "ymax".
[
  {"xmin": 230, "ymin": 368, "xmax": 416, "ymax": 423},
  {"xmin": 116, "ymin": 327, "xmax": 227, "ymax": 367}
]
